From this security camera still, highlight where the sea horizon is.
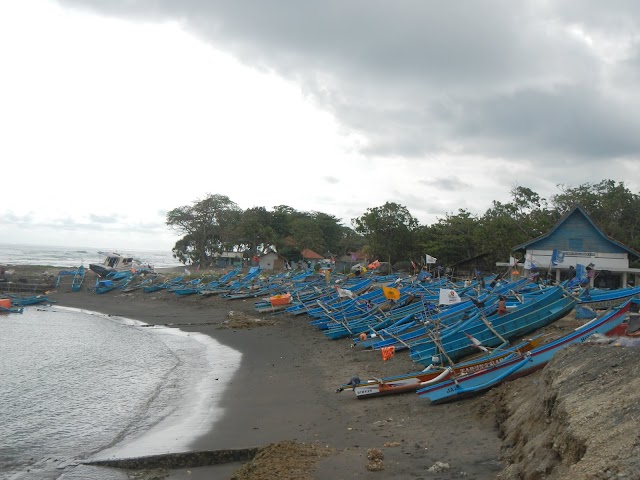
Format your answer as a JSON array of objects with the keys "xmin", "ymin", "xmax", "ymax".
[
  {"xmin": 0, "ymin": 244, "xmax": 241, "ymax": 479},
  {"xmin": 0, "ymin": 243, "xmax": 183, "ymax": 269}
]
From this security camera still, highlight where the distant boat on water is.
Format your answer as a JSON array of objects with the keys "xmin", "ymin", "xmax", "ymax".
[{"xmin": 89, "ymin": 252, "xmax": 154, "ymax": 278}]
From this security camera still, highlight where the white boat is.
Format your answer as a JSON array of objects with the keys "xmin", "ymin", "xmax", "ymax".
[{"xmin": 89, "ymin": 252, "xmax": 154, "ymax": 278}]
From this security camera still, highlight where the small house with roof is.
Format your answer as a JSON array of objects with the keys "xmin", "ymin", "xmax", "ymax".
[
  {"xmin": 259, "ymin": 251, "xmax": 289, "ymax": 271},
  {"xmin": 300, "ymin": 248, "xmax": 324, "ymax": 268},
  {"xmin": 512, "ymin": 205, "xmax": 640, "ymax": 288},
  {"xmin": 215, "ymin": 251, "xmax": 243, "ymax": 268},
  {"xmin": 335, "ymin": 251, "xmax": 368, "ymax": 274}
]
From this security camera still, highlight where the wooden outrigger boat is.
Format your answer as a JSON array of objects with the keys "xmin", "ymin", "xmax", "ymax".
[
  {"xmin": 409, "ymin": 286, "xmax": 577, "ymax": 365},
  {"xmin": 577, "ymin": 285, "xmax": 640, "ymax": 310},
  {"xmin": 71, "ymin": 265, "xmax": 85, "ymax": 292},
  {"xmin": 337, "ymin": 335, "xmax": 542, "ymax": 399},
  {"xmin": 94, "ymin": 274, "xmax": 134, "ymax": 294},
  {"xmin": 143, "ymin": 276, "xmax": 183, "ymax": 293},
  {"xmin": 417, "ymin": 300, "xmax": 631, "ymax": 404},
  {"xmin": 253, "ymin": 293, "xmax": 293, "ymax": 313},
  {"xmin": 0, "ymin": 297, "xmax": 24, "ymax": 313},
  {"xmin": 5, "ymin": 294, "xmax": 56, "ymax": 306}
]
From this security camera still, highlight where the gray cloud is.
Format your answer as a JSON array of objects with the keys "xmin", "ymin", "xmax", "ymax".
[
  {"xmin": 57, "ymin": 0, "xmax": 640, "ymax": 167},
  {"xmin": 0, "ymin": 212, "xmax": 34, "ymax": 225},
  {"xmin": 418, "ymin": 177, "xmax": 470, "ymax": 192}
]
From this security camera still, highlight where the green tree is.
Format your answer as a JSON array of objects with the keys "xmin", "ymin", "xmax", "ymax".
[
  {"xmin": 289, "ymin": 213, "xmax": 327, "ymax": 255},
  {"xmin": 418, "ymin": 209, "xmax": 481, "ymax": 266},
  {"xmin": 231, "ymin": 207, "xmax": 277, "ymax": 255},
  {"xmin": 476, "ymin": 186, "xmax": 558, "ymax": 265},
  {"xmin": 166, "ymin": 194, "xmax": 241, "ymax": 265},
  {"xmin": 352, "ymin": 202, "xmax": 418, "ymax": 264}
]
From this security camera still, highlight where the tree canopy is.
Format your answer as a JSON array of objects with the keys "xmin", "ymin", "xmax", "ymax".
[{"xmin": 166, "ymin": 180, "xmax": 640, "ymax": 270}]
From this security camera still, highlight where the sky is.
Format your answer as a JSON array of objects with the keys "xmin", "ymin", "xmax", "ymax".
[{"xmin": 2, "ymin": 1, "xmax": 640, "ymax": 252}]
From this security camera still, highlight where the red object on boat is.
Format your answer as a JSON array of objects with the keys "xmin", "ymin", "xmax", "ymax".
[
  {"xmin": 269, "ymin": 293, "xmax": 291, "ymax": 307},
  {"xmin": 0, "ymin": 298, "xmax": 11, "ymax": 309},
  {"xmin": 606, "ymin": 323, "xmax": 628, "ymax": 337}
]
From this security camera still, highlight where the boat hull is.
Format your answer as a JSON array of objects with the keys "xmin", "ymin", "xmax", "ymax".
[{"xmin": 417, "ymin": 301, "xmax": 630, "ymax": 404}]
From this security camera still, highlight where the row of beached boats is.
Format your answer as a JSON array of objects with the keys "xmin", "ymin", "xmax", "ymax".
[
  {"xmin": 47, "ymin": 260, "xmax": 640, "ymax": 404},
  {"xmin": 0, "ymin": 292, "xmax": 57, "ymax": 313},
  {"xmin": 283, "ymin": 271, "xmax": 640, "ymax": 403}
]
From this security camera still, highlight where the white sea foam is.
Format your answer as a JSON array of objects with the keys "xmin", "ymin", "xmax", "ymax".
[{"xmin": 0, "ymin": 306, "xmax": 240, "ymax": 479}]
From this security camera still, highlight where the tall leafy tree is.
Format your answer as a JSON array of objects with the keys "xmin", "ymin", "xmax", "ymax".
[
  {"xmin": 418, "ymin": 209, "xmax": 481, "ymax": 266},
  {"xmin": 352, "ymin": 202, "xmax": 418, "ymax": 264},
  {"xmin": 232, "ymin": 207, "xmax": 276, "ymax": 255},
  {"xmin": 310, "ymin": 212, "xmax": 345, "ymax": 255},
  {"xmin": 335, "ymin": 227, "xmax": 366, "ymax": 257},
  {"xmin": 289, "ymin": 213, "xmax": 327, "ymax": 255},
  {"xmin": 166, "ymin": 194, "xmax": 241, "ymax": 265},
  {"xmin": 477, "ymin": 186, "xmax": 558, "ymax": 265}
]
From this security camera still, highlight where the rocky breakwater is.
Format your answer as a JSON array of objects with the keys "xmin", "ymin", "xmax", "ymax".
[{"xmin": 488, "ymin": 339, "xmax": 640, "ymax": 479}]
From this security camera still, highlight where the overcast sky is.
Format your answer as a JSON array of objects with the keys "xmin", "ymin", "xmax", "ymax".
[{"xmin": 2, "ymin": 1, "xmax": 639, "ymax": 251}]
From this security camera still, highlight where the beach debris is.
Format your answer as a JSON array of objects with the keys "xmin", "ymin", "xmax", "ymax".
[
  {"xmin": 612, "ymin": 337, "xmax": 640, "ymax": 348},
  {"xmin": 367, "ymin": 448, "xmax": 384, "ymax": 460},
  {"xmin": 383, "ymin": 441, "xmax": 401, "ymax": 447},
  {"xmin": 428, "ymin": 461, "xmax": 451, "ymax": 472},
  {"xmin": 219, "ymin": 311, "xmax": 279, "ymax": 329},
  {"xmin": 230, "ymin": 440, "xmax": 333, "ymax": 480},
  {"xmin": 365, "ymin": 450, "xmax": 385, "ymax": 471},
  {"xmin": 366, "ymin": 459, "xmax": 384, "ymax": 471}
]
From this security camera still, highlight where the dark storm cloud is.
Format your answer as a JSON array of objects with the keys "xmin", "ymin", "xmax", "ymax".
[
  {"xmin": 58, "ymin": 0, "xmax": 640, "ymax": 163},
  {"xmin": 449, "ymin": 85, "xmax": 640, "ymax": 160}
]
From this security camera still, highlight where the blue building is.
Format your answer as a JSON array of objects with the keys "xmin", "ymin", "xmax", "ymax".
[{"xmin": 512, "ymin": 205, "xmax": 640, "ymax": 288}]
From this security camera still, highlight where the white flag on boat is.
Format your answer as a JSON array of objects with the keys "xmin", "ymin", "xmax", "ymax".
[
  {"xmin": 425, "ymin": 254, "xmax": 437, "ymax": 264},
  {"xmin": 439, "ymin": 289, "xmax": 461, "ymax": 306},
  {"xmin": 336, "ymin": 286, "xmax": 355, "ymax": 299}
]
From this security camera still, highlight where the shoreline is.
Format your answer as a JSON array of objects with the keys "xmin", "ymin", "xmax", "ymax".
[
  {"xmin": 45, "ymin": 269, "xmax": 505, "ymax": 479},
  {"xmin": 6, "ymin": 265, "xmax": 640, "ymax": 478}
]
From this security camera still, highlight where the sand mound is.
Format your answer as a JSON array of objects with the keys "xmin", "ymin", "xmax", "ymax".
[{"xmin": 230, "ymin": 441, "xmax": 334, "ymax": 480}]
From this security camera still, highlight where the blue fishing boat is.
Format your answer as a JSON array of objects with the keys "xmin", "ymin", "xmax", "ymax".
[
  {"xmin": 143, "ymin": 276, "xmax": 184, "ymax": 293},
  {"xmin": 6, "ymin": 294, "xmax": 56, "ymax": 306},
  {"xmin": 577, "ymin": 285, "xmax": 640, "ymax": 309},
  {"xmin": 416, "ymin": 300, "xmax": 631, "ymax": 404},
  {"xmin": 71, "ymin": 265, "xmax": 85, "ymax": 292},
  {"xmin": 337, "ymin": 335, "xmax": 543, "ymax": 399},
  {"xmin": 94, "ymin": 274, "xmax": 134, "ymax": 294},
  {"xmin": 0, "ymin": 304, "xmax": 24, "ymax": 314},
  {"xmin": 409, "ymin": 286, "xmax": 577, "ymax": 365}
]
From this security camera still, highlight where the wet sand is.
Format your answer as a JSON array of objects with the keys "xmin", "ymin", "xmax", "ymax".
[{"xmin": 48, "ymin": 270, "xmax": 504, "ymax": 480}]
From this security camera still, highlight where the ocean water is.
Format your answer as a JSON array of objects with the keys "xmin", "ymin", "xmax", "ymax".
[
  {"xmin": 0, "ymin": 244, "xmax": 182, "ymax": 269},
  {"xmin": 0, "ymin": 245, "xmax": 241, "ymax": 480}
]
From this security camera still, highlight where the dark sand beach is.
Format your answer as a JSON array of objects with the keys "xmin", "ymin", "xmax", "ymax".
[
  {"xmin": 8, "ymin": 266, "xmax": 640, "ymax": 479},
  {"xmin": 44, "ymin": 268, "xmax": 503, "ymax": 479}
]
